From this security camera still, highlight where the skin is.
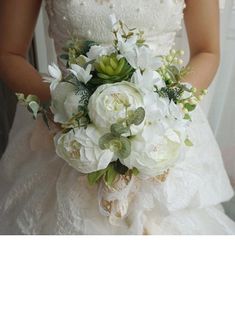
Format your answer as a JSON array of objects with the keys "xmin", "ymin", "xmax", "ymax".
[{"xmin": 0, "ymin": 0, "xmax": 220, "ymax": 102}]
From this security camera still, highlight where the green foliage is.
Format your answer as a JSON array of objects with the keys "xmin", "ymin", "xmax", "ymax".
[
  {"xmin": 28, "ymin": 101, "xmax": 40, "ymax": 119},
  {"xmin": 110, "ymin": 123, "xmax": 130, "ymax": 136},
  {"xmin": 184, "ymin": 103, "xmax": 196, "ymax": 112},
  {"xmin": 132, "ymin": 167, "xmax": 140, "ymax": 176},
  {"xmin": 156, "ymin": 86, "xmax": 184, "ymax": 104},
  {"xmin": 99, "ymin": 133, "xmax": 131, "ymax": 159},
  {"xmin": 87, "ymin": 160, "xmax": 132, "ymax": 187},
  {"xmin": 87, "ymin": 168, "xmax": 107, "ymax": 186},
  {"xmin": 127, "ymin": 107, "xmax": 145, "ymax": 126},
  {"xmin": 184, "ymin": 138, "xmax": 193, "ymax": 147},
  {"xmin": 105, "ymin": 164, "xmax": 118, "ymax": 186},
  {"xmin": 183, "ymin": 113, "xmax": 192, "ymax": 121},
  {"xmin": 91, "ymin": 54, "xmax": 134, "ymax": 85},
  {"xmin": 60, "ymin": 39, "xmax": 97, "ymax": 66}
]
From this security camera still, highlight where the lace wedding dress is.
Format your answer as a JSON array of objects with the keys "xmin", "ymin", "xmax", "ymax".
[{"xmin": 0, "ymin": 0, "xmax": 235, "ymax": 235}]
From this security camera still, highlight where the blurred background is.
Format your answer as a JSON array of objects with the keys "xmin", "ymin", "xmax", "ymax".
[{"xmin": 0, "ymin": 0, "xmax": 235, "ymax": 218}]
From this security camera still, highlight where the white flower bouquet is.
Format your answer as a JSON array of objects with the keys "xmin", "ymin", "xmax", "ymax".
[{"xmin": 17, "ymin": 16, "xmax": 206, "ymax": 222}]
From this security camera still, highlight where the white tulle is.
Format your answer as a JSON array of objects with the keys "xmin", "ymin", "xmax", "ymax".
[{"xmin": 0, "ymin": 0, "xmax": 234, "ymax": 234}]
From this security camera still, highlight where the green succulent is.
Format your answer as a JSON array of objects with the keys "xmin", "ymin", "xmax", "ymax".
[{"xmin": 92, "ymin": 54, "xmax": 134, "ymax": 84}]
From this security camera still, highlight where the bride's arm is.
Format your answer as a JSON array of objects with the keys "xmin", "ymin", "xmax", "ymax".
[
  {"xmin": 0, "ymin": 0, "xmax": 50, "ymax": 102},
  {"xmin": 184, "ymin": 0, "xmax": 220, "ymax": 89}
]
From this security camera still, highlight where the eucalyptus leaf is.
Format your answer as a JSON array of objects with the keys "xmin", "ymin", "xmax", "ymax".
[
  {"xmin": 133, "ymin": 107, "xmax": 145, "ymax": 125},
  {"xmin": 99, "ymin": 133, "xmax": 115, "ymax": 150},
  {"xmin": 117, "ymin": 137, "xmax": 131, "ymax": 159},
  {"xmin": 128, "ymin": 107, "xmax": 145, "ymax": 126},
  {"xmin": 111, "ymin": 123, "xmax": 130, "ymax": 136}
]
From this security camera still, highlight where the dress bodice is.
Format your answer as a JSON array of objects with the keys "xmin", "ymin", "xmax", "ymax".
[{"xmin": 45, "ymin": 0, "xmax": 185, "ymax": 57}]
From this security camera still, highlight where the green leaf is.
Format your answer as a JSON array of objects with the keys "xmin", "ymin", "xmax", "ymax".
[
  {"xmin": 42, "ymin": 112, "xmax": 50, "ymax": 129},
  {"xmin": 26, "ymin": 94, "xmax": 40, "ymax": 104},
  {"xmin": 132, "ymin": 167, "xmax": 139, "ymax": 176},
  {"xmin": 184, "ymin": 103, "xmax": 196, "ymax": 112},
  {"xmin": 128, "ymin": 107, "xmax": 145, "ymax": 126},
  {"xmin": 117, "ymin": 137, "xmax": 131, "ymax": 159},
  {"xmin": 60, "ymin": 53, "xmax": 69, "ymax": 61},
  {"xmin": 87, "ymin": 169, "xmax": 107, "ymax": 186},
  {"xmin": 185, "ymin": 138, "xmax": 193, "ymax": 147},
  {"xmin": 105, "ymin": 164, "xmax": 118, "ymax": 186},
  {"xmin": 133, "ymin": 107, "xmax": 145, "ymax": 125},
  {"xmin": 99, "ymin": 133, "xmax": 115, "ymax": 150},
  {"xmin": 28, "ymin": 101, "xmax": 40, "ymax": 119},
  {"xmin": 111, "ymin": 123, "xmax": 130, "ymax": 136},
  {"xmin": 184, "ymin": 113, "xmax": 192, "ymax": 121}
]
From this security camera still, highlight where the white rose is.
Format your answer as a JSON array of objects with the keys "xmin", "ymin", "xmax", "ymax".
[
  {"xmin": 121, "ymin": 124, "xmax": 183, "ymax": 178},
  {"xmin": 88, "ymin": 81, "xmax": 145, "ymax": 134},
  {"xmin": 55, "ymin": 126, "xmax": 114, "ymax": 174},
  {"xmin": 50, "ymin": 82, "xmax": 88, "ymax": 124}
]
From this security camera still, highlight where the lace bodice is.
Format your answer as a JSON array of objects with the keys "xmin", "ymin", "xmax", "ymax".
[{"xmin": 45, "ymin": 0, "xmax": 185, "ymax": 57}]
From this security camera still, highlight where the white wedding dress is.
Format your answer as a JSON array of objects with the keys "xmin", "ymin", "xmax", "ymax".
[{"xmin": 0, "ymin": 0, "xmax": 235, "ymax": 235}]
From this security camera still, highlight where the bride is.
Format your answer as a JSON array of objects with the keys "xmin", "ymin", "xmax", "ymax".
[{"xmin": 0, "ymin": 0, "xmax": 234, "ymax": 235}]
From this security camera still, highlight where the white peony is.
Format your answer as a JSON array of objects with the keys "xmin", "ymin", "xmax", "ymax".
[
  {"xmin": 88, "ymin": 81, "xmax": 145, "ymax": 134},
  {"xmin": 50, "ymin": 82, "xmax": 88, "ymax": 124},
  {"xmin": 55, "ymin": 126, "xmax": 114, "ymax": 174},
  {"xmin": 121, "ymin": 124, "xmax": 183, "ymax": 178}
]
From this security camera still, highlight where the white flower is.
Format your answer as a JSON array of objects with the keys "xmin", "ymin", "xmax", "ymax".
[
  {"xmin": 117, "ymin": 33, "xmax": 139, "ymax": 57},
  {"xmin": 44, "ymin": 63, "xmax": 62, "ymax": 90},
  {"xmin": 55, "ymin": 126, "xmax": 114, "ymax": 174},
  {"xmin": 180, "ymin": 82, "xmax": 195, "ymax": 100},
  {"xmin": 131, "ymin": 69, "xmax": 165, "ymax": 92},
  {"xmin": 121, "ymin": 124, "xmax": 183, "ymax": 178},
  {"xmin": 88, "ymin": 82, "xmax": 145, "ymax": 134},
  {"xmin": 69, "ymin": 64, "xmax": 93, "ymax": 84},
  {"xmin": 143, "ymin": 95, "xmax": 188, "ymax": 139},
  {"xmin": 123, "ymin": 46, "xmax": 162, "ymax": 70},
  {"xmin": 86, "ymin": 45, "xmax": 116, "ymax": 61},
  {"xmin": 50, "ymin": 82, "xmax": 88, "ymax": 123}
]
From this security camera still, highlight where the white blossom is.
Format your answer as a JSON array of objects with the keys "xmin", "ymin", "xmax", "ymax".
[
  {"xmin": 69, "ymin": 64, "xmax": 93, "ymax": 84},
  {"xmin": 55, "ymin": 126, "xmax": 114, "ymax": 174},
  {"xmin": 44, "ymin": 63, "xmax": 62, "ymax": 91}
]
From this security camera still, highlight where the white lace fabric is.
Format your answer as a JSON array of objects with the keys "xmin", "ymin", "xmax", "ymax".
[{"xmin": 0, "ymin": 0, "xmax": 234, "ymax": 235}]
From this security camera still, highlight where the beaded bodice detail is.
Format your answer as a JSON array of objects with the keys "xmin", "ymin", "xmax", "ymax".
[{"xmin": 45, "ymin": 0, "xmax": 185, "ymax": 57}]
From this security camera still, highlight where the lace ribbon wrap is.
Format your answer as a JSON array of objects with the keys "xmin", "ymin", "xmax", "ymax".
[{"xmin": 98, "ymin": 170, "xmax": 170, "ymax": 228}]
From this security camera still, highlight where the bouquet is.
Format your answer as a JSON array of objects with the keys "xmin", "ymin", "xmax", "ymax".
[{"xmin": 17, "ymin": 15, "xmax": 206, "ymax": 223}]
